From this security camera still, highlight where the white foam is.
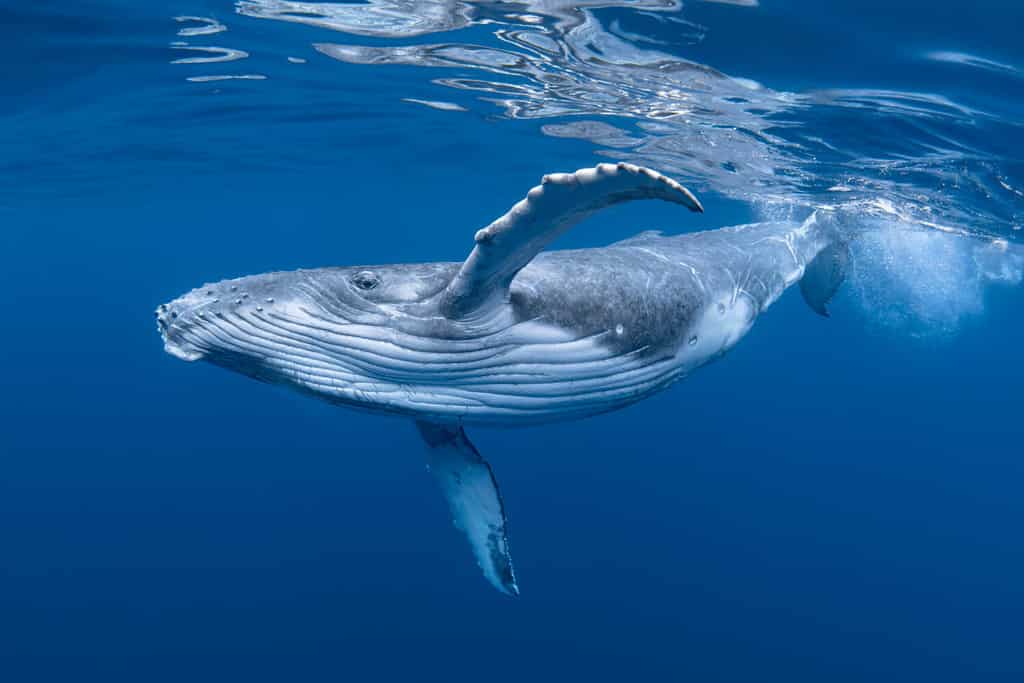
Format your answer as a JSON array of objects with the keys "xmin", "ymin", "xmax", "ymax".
[{"xmin": 848, "ymin": 223, "xmax": 1022, "ymax": 337}]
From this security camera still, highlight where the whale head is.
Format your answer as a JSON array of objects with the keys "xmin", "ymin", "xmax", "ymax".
[
  {"xmin": 155, "ymin": 257, "xmax": 662, "ymax": 424},
  {"xmin": 156, "ymin": 263, "xmax": 478, "ymax": 408}
]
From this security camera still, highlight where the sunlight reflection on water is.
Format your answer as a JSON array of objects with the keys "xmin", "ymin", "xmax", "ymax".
[
  {"xmin": 156, "ymin": 0, "xmax": 1024, "ymax": 333},
  {"xmin": 224, "ymin": 0, "xmax": 1024, "ymax": 244}
]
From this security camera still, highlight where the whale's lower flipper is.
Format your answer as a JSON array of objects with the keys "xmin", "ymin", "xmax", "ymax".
[
  {"xmin": 416, "ymin": 421, "xmax": 519, "ymax": 596},
  {"xmin": 800, "ymin": 239, "xmax": 850, "ymax": 317}
]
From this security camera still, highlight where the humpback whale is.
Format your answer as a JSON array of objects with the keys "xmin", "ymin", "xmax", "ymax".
[{"xmin": 157, "ymin": 163, "xmax": 848, "ymax": 595}]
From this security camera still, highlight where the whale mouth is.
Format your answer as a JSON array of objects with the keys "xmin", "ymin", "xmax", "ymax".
[
  {"xmin": 162, "ymin": 337, "xmax": 206, "ymax": 362},
  {"xmin": 156, "ymin": 301, "xmax": 208, "ymax": 362}
]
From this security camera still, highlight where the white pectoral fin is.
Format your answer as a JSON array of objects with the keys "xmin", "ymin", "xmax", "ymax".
[
  {"xmin": 416, "ymin": 421, "xmax": 519, "ymax": 597},
  {"xmin": 440, "ymin": 162, "xmax": 703, "ymax": 318}
]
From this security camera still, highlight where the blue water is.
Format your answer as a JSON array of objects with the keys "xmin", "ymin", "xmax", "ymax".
[{"xmin": 3, "ymin": 1, "xmax": 1024, "ymax": 680}]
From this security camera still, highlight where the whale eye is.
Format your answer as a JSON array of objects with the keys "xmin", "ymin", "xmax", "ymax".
[{"xmin": 351, "ymin": 270, "xmax": 380, "ymax": 291}]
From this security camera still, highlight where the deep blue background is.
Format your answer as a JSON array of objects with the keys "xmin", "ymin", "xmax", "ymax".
[{"xmin": 2, "ymin": 1, "xmax": 1023, "ymax": 681}]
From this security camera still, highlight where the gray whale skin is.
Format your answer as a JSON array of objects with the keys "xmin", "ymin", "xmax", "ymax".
[{"xmin": 157, "ymin": 163, "xmax": 847, "ymax": 596}]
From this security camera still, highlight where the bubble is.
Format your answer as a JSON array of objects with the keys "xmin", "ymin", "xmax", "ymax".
[{"xmin": 848, "ymin": 222, "xmax": 1023, "ymax": 338}]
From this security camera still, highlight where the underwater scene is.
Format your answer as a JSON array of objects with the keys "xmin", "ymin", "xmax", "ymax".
[{"xmin": 2, "ymin": 0, "xmax": 1023, "ymax": 680}]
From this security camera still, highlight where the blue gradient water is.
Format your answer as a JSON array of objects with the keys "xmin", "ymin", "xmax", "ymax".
[{"xmin": 2, "ymin": 1, "xmax": 1023, "ymax": 680}]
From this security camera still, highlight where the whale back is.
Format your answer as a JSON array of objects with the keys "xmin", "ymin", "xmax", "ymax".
[{"xmin": 510, "ymin": 246, "xmax": 704, "ymax": 358}]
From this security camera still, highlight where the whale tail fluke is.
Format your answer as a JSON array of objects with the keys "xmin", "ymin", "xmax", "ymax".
[
  {"xmin": 800, "ymin": 238, "xmax": 851, "ymax": 317},
  {"xmin": 795, "ymin": 209, "xmax": 862, "ymax": 318}
]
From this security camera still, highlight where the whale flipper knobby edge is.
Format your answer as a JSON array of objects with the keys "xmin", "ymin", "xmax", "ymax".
[
  {"xmin": 417, "ymin": 421, "xmax": 519, "ymax": 597},
  {"xmin": 440, "ymin": 162, "xmax": 704, "ymax": 318}
]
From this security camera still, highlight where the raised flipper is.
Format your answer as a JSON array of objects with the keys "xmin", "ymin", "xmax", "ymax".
[
  {"xmin": 800, "ymin": 240, "xmax": 851, "ymax": 317},
  {"xmin": 440, "ymin": 162, "xmax": 703, "ymax": 318},
  {"xmin": 416, "ymin": 421, "xmax": 518, "ymax": 596}
]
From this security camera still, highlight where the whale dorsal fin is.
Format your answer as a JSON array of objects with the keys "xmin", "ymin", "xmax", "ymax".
[{"xmin": 440, "ymin": 162, "xmax": 703, "ymax": 318}]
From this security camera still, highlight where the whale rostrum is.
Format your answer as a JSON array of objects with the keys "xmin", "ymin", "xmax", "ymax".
[{"xmin": 157, "ymin": 163, "xmax": 846, "ymax": 595}]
